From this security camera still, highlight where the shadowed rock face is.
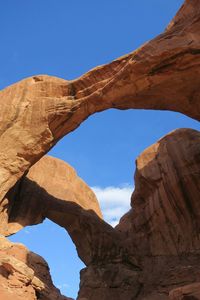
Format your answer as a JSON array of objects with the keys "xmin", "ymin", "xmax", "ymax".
[
  {"xmin": 0, "ymin": 0, "xmax": 200, "ymax": 299},
  {"xmin": 0, "ymin": 0, "xmax": 199, "ymax": 204}
]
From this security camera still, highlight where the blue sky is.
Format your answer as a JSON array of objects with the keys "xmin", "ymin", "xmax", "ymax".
[{"xmin": 1, "ymin": 0, "xmax": 200, "ymax": 299}]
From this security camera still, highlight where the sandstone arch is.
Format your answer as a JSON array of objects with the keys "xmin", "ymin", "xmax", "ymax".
[
  {"xmin": 1, "ymin": 129, "xmax": 200, "ymax": 299},
  {"xmin": 0, "ymin": 0, "xmax": 200, "ymax": 299},
  {"xmin": 0, "ymin": 0, "xmax": 199, "ymax": 203}
]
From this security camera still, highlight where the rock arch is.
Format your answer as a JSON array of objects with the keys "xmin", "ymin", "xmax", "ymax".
[
  {"xmin": 0, "ymin": 1, "xmax": 200, "ymax": 299},
  {"xmin": 0, "ymin": 0, "xmax": 199, "ymax": 203}
]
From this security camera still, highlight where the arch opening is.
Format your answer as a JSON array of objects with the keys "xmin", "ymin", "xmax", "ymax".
[{"xmin": 48, "ymin": 108, "xmax": 200, "ymax": 225}]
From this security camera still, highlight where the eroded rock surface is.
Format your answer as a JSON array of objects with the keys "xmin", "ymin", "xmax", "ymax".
[
  {"xmin": 0, "ymin": 0, "xmax": 199, "ymax": 204},
  {"xmin": 0, "ymin": 236, "xmax": 72, "ymax": 300}
]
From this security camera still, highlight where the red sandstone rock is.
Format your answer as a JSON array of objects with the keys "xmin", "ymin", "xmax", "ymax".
[
  {"xmin": 75, "ymin": 128, "xmax": 200, "ymax": 299},
  {"xmin": 1, "ymin": 129, "xmax": 200, "ymax": 300},
  {"xmin": 0, "ymin": 1, "xmax": 200, "ymax": 299},
  {"xmin": 116, "ymin": 128, "xmax": 200, "ymax": 299},
  {"xmin": 0, "ymin": 236, "xmax": 72, "ymax": 300},
  {"xmin": 118, "ymin": 128, "xmax": 200, "ymax": 257},
  {"xmin": 0, "ymin": 155, "xmax": 102, "ymax": 237},
  {"xmin": 1, "ymin": 155, "xmax": 133, "ymax": 267}
]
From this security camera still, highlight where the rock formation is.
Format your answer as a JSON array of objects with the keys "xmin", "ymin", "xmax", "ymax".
[
  {"xmin": 0, "ymin": 0, "xmax": 199, "ymax": 205},
  {"xmin": 117, "ymin": 128, "xmax": 200, "ymax": 258},
  {"xmin": 0, "ymin": 236, "xmax": 72, "ymax": 300},
  {"xmin": 115, "ymin": 128, "xmax": 200, "ymax": 300},
  {"xmin": 0, "ymin": 0, "xmax": 200, "ymax": 299},
  {"xmin": 75, "ymin": 128, "xmax": 200, "ymax": 300},
  {"xmin": 169, "ymin": 283, "xmax": 200, "ymax": 299},
  {"xmin": 0, "ymin": 155, "xmax": 102, "ymax": 238},
  {"xmin": 1, "ymin": 129, "xmax": 200, "ymax": 299}
]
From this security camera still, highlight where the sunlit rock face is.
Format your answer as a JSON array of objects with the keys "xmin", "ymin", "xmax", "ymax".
[{"xmin": 0, "ymin": 0, "xmax": 200, "ymax": 299}]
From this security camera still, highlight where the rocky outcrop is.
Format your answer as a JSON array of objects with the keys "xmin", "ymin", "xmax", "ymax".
[
  {"xmin": 0, "ymin": 236, "xmax": 72, "ymax": 300},
  {"xmin": 0, "ymin": 0, "xmax": 199, "ymax": 205}
]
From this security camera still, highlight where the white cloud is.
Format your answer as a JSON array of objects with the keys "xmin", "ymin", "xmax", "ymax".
[{"xmin": 91, "ymin": 185, "xmax": 133, "ymax": 227}]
